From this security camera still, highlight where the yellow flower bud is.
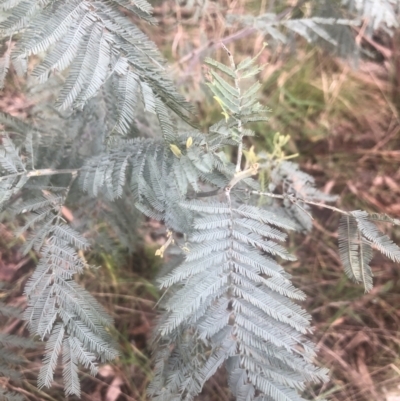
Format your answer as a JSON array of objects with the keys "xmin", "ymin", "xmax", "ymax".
[
  {"xmin": 170, "ymin": 144, "xmax": 182, "ymax": 158},
  {"xmin": 186, "ymin": 137, "xmax": 193, "ymax": 149}
]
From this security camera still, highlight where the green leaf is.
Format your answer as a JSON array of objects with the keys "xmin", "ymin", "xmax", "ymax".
[{"xmin": 204, "ymin": 57, "xmax": 236, "ymax": 78}]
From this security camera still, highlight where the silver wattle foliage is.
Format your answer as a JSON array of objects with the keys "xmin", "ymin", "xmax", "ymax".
[
  {"xmin": 0, "ymin": 283, "xmax": 36, "ymax": 401},
  {"xmin": 0, "ymin": 1, "xmax": 400, "ymax": 400}
]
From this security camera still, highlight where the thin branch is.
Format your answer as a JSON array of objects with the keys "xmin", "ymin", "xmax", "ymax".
[
  {"xmin": 194, "ymin": 188, "xmax": 220, "ymax": 198},
  {"xmin": 299, "ymin": 198, "xmax": 350, "ymax": 216},
  {"xmin": 193, "ymin": 187, "xmax": 348, "ymax": 217},
  {"xmin": 175, "ymin": 27, "xmax": 257, "ymax": 85},
  {"xmin": 0, "ymin": 168, "xmax": 79, "ymax": 182},
  {"xmin": 250, "ymin": 190, "xmax": 350, "ymax": 216}
]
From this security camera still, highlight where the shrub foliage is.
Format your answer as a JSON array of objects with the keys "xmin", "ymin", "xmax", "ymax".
[{"xmin": 0, "ymin": 1, "xmax": 399, "ymax": 400}]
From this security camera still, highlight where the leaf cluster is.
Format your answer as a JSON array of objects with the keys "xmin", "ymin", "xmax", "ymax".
[{"xmin": 228, "ymin": 0, "xmax": 400, "ymax": 61}]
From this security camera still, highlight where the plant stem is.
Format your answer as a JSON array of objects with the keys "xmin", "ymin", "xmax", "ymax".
[
  {"xmin": 0, "ymin": 168, "xmax": 79, "ymax": 182},
  {"xmin": 250, "ymin": 190, "xmax": 350, "ymax": 215}
]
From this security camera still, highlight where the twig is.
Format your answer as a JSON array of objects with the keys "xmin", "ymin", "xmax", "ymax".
[
  {"xmin": 175, "ymin": 27, "xmax": 256, "ymax": 76},
  {"xmin": 193, "ymin": 186, "xmax": 348, "ymax": 217},
  {"xmin": 250, "ymin": 190, "xmax": 350, "ymax": 216},
  {"xmin": 195, "ymin": 188, "xmax": 220, "ymax": 198},
  {"xmin": 0, "ymin": 168, "xmax": 79, "ymax": 182}
]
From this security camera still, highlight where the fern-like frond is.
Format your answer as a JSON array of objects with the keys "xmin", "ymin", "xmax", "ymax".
[
  {"xmin": 338, "ymin": 211, "xmax": 400, "ymax": 292},
  {"xmin": 80, "ymin": 135, "xmax": 230, "ymax": 232},
  {"xmin": 204, "ymin": 57, "xmax": 236, "ymax": 79},
  {"xmin": 111, "ymin": 70, "xmax": 139, "ymax": 136},
  {"xmin": 0, "ymin": 290, "xmax": 35, "ymax": 401},
  {"xmin": 16, "ymin": 0, "xmax": 88, "ymax": 56},
  {"xmin": 0, "ymin": 0, "xmax": 38, "ymax": 36},
  {"xmin": 56, "ymin": 23, "xmax": 107, "ymax": 110},
  {"xmin": 148, "ymin": 325, "xmax": 208, "ymax": 401},
  {"xmin": 153, "ymin": 199, "xmax": 328, "ymax": 400},
  {"xmin": 109, "ymin": 0, "xmax": 155, "ymax": 23},
  {"xmin": 0, "ymin": 134, "xmax": 28, "ymax": 210},
  {"xmin": 1, "ymin": 0, "xmax": 194, "ymax": 138},
  {"xmin": 0, "ymin": 0, "xmax": 26, "ymax": 11},
  {"xmin": 0, "ymin": 135, "xmax": 26, "ymax": 174},
  {"xmin": 236, "ymin": 204, "xmax": 296, "ymax": 231},
  {"xmin": 62, "ymin": 337, "xmax": 80, "ymax": 397},
  {"xmin": 205, "ymin": 47, "xmax": 269, "ymax": 126},
  {"xmin": 38, "ymin": 322, "xmax": 65, "ymax": 389},
  {"xmin": 228, "ymin": 1, "xmax": 399, "ymax": 61},
  {"xmin": 11, "ymin": 183, "xmax": 118, "ymax": 394},
  {"xmin": 338, "ymin": 214, "xmax": 361, "ymax": 282},
  {"xmin": 0, "ymin": 41, "xmax": 12, "ymax": 89},
  {"xmin": 31, "ymin": 12, "xmax": 94, "ymax": 83},
  {"xmin": 358, "ymin": 234, "xmax": 373, "ymax": 293},
  {"xmin": 352, "ymin": 210, "xmax": 400, "ymax": 263}
]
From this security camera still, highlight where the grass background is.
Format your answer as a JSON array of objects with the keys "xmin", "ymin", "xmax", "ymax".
[{"xmin": 1, "ymin": 1, "xmax": 400, "ymax": 400}]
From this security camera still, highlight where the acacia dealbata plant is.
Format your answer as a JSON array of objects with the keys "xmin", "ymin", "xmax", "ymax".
[{"xmin": 0, "ymin": 1, "xmax": 400, "ymax": 400}]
